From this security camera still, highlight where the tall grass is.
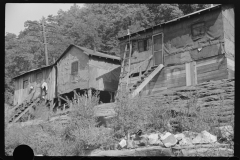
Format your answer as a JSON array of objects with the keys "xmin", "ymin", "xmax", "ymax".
[{"xmin": 5, "ymin": 87, "xmax": 234, "ymax": 156}]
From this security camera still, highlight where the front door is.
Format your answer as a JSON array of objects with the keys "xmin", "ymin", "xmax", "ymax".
[{"xmin": 152, "ymin": 33, "xmax": 163, "ymax": 66}]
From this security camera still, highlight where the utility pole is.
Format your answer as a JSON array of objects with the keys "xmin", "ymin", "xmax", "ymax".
[{"xmin": 42, "ymin": 17, "xmax": 49, "ymax": 66}]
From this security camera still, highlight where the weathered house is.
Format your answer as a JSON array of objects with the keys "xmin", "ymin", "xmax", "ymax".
[
  {"xmin": 10, "ymin": 44, "xmax": 120, "ymax": 123},
  {"xmin": 12, "ymin": 65, "xmax": 57, "ymax": 106},
  {"xmin": 12, "ymin": 44, "xmax": 121, "ymax": 106},
  {"xmin": 117, "ymin": 4, "xmax": 234, "ymax": 97},
  {"xmin": 54, "ymin": 44, "xmax": 121, "ymax": 104}
]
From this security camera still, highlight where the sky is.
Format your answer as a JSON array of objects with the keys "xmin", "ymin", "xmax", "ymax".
[{"xmin": 5, "ymin": 3, "xmax": 84, "ymax": 36}]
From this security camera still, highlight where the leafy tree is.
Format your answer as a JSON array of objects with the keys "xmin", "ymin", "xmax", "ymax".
[
  {"xmin": 146, "ymin": 4, "xmax": 184, "ymax": 24},
  {"xmin": 179, "ymin": 4, "xmax": 211, "ymax": 15}
]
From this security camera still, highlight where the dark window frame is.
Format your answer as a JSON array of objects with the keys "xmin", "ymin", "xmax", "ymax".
[
  {"xmin": 191, "ymin": 22, "xmax": 205, "ymax": 39},
  {"xmin": 71, "ymin": 61, "xmax": 79, "ymax": 75},
  {"xmin": 138, "ymin": 39, "xmax": 148, "ymax": 52}
]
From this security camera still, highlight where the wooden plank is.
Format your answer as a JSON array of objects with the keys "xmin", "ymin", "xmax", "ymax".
[
  {"xmin": 150, "ymin": 64, "xmax": 185, "ymax": 82},
  {"xmin": 197, "ymin": 68, "xmax": 228, "ymax": 84},
  {"xmin": 132, "ymin": 64, "xmax": 164, "ymax": 98},
  {"xmin": 149, "ymin": 73, "xmax": 186, "ymax": 88},
  {"xmin": 58, "ymin": 95, "xmax": 69, "ymax": 103},
  {"xmin": 185, "ymin": 62, "xmax": 191, "ymax": 86},
  {"xmin": 197, "ymin": 58, "xmax": 226, "ymax": 75},
  {"xmin": 151, "ymin": 69, "xmax": 186, "ymax": 83},
  {"xmin": 192, "ymin": 61, "xmax": 197, "ymax": 85},
  {"xmin": 196, "ymin": 55, "xmax": 225, "ymax": 67},
  {"xmin": 149, "ymin": 75, "xmax": 186, "ymax": 91}
]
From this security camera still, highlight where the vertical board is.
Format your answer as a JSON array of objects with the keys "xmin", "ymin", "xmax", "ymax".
[
  {"xmin": 186, "ymin": 61, "xmax": 197, "ymax": 86},
  {"xmin": 185, "ymin": 63, "xmax": 191, "ymax": 86},
  {"xmin": 191, "ymin": 61, "xmax": 197, "ymax": 85}
]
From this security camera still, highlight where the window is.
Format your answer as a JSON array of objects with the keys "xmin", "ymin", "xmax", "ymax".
[
  {"xmin": 138, "ymin": 39, "xmax": 148, "ymax": 52},
  {"xmin": 192, "ymin": 22, "xmax": 205, "ymax": 39},
  {"xmin": 71, "ymin": 61, "xmax": 78, "ymax": 75},
  {"xmin": 23, "ymin": 77, "xmax": 29, "ymax": 89}
]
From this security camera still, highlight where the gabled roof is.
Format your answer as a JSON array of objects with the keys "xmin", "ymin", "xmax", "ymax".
[
  {"xmin": 55, "ymin": 44, "xmax": 120, "ymax": 64},
  {"xmin": 13, "ymin": 44, "xmax": 120, "ymax": 80},
  {"xmin": 118, "ymin": 4, "xmax": 223, "ymax": 40}
]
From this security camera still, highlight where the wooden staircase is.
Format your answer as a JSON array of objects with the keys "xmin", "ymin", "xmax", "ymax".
[
  {"xmin": 130, "ymin": 64, "xmax": 164, "ymax": 98},
  {"xmin": 117, "ymin": 40, "xmax": 164, "ymax": 99},
  {"xmin": 8, "ymin": 98, "xmax": 42, "ymax": 123}
]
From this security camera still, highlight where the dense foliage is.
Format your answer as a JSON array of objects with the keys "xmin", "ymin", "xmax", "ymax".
[{"xmin": 5, "ymin": 4, "xmax": 211, "ymax": 105}]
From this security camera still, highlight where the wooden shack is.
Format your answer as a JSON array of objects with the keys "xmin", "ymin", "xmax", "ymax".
[
  {"xmin": 55, "ymin": 44, "xmax": 121, "ymax": 103},
  {"xmin": 12, "ymin": 65, "xmax": 56, "ymax": 106},
  {"xmin": 117, "ymin": 4, "xmax": 234, "ymax": 97}
]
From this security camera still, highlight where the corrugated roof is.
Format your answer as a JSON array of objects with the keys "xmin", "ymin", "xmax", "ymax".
[{"xmin": 118, "ymin": 4, "xmax": 222, "ymax": 40}]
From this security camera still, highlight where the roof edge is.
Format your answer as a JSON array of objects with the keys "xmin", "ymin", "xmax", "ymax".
[{"xmin": 118, "ymin": 4, "xmax": 223, "ymax": 40}]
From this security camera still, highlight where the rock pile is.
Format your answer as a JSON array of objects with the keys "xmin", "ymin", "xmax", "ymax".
[
  {"xmin": 116, "ymin": 129, "xmax": 228, "ymax": 150},
  {"xmin": 90, "ymin": 127, "xmax": 233, "ymax": 156}
]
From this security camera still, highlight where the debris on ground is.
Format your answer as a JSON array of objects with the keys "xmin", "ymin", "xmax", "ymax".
[
  {"xmin": 92, "ymin": 127, "xmax": 233, "ymax": 156},
  {"xmin": 119, "ymin": 138, "xmax": 127, "ymax": 148},
  {"xmin": 218, "ymin": 125, "xmax": 233, "ymax": 140},
  {"xmin": 147, "ymin": 133, "xmax": 159, "ymax": 145},
  {"xmin": 192, "ymin": 130, "xmax": 217, "ymax": 144}
]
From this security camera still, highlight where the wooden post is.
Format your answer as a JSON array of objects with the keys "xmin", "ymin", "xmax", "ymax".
[
  {"xmin": 185, "ymin": 62, "xmax": 191, "ymax": 86},
  {"xmin": 88, "ymin": 88, "xmax": 92, "ymax": 102},
  {"xmin": 139, "ymin": 66, "xmax": 142, "ymax": 81},
  {"xmin": 186, "ymin": 61, "xmax": 197, "ymax": 86},
  {"xmin": 58, "ymin": 96, "xmax": 61, "ymax": 107},
  {"xmin": 74, "ymin": 90, "xmax": 76, "ymax": 101},
  {"xmin": 127, "ymin": 41, "xmax": 132, "ymax": 90},
  {"xmin": 109, "ymin": 91, "xmax": 113, "ymax": 102}
]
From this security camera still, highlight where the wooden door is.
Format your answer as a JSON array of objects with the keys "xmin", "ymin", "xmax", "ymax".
[{"xmin": 152, "ymin": 33, "xmax": 163, "ymax": 66}]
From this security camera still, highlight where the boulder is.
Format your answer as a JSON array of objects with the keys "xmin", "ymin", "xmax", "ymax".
[
  {"xmin": 174, "ymin": 133, "xmax": 185, "ymax": 141},
  {"xmin": 182, "ymin": 131, "xmax": 199, "ymax": 140},
  {"xmin": 192, "ymin": 130, "xmax": 217, "ymax": 144},
  {"xmin": 179, "ymin": 137, "xmax": 192, "ymax": 146},
  {"xmin": 218, "ymin": 125, "xmax": 233, "ymax": 140},
  {"xmin": 160, "ymin": 132, "xmax": 172, "ymax": 141},
  {"xmin": 119, "ymin": 139, "xmax": 127, "ymax": 148},
  {"xmin": 148, "ymin": 133, "xmax": 159, "ymax": 145},
  {"xmin": 162, "ymin": 134, "xmax": 178, "ymax": 148}
]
